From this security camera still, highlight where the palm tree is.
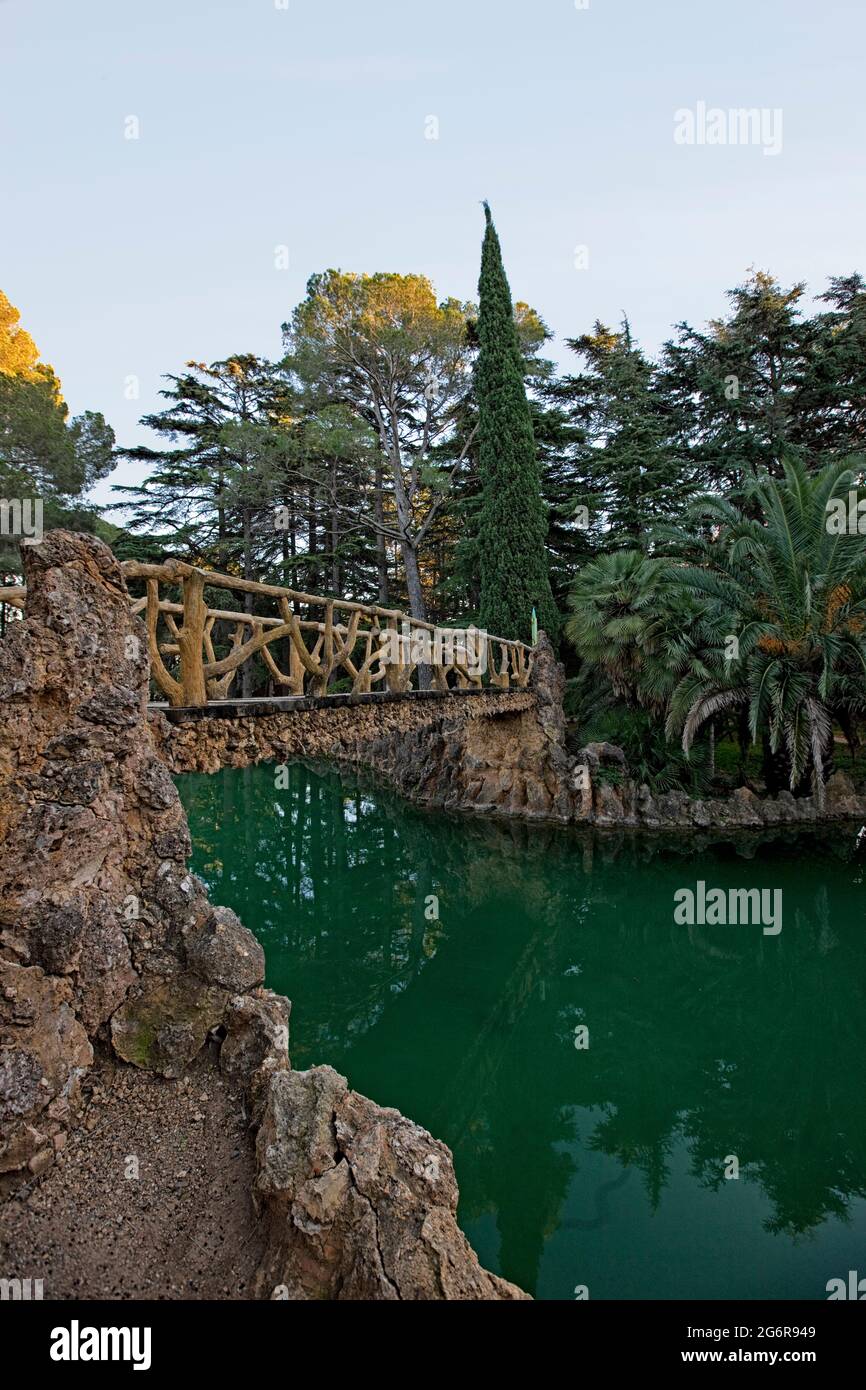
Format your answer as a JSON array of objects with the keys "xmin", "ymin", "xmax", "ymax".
[
  {"xmin": 665, "ymin": 456, "xmax": 866, "ymax": 805},
  {"xmin": 564, "ymin": 550, "xmax": 667, "ymax": 704}
]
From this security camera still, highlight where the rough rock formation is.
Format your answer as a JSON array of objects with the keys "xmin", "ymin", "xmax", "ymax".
[
  {"xmin": 396, "ymin": 632, "xmax": 577, "ymax": 821},
  {"xmin": 0, "ymin": 531, "xmax": 527, "ymax": 1299},
  {"xmin": 253, "ymin": 1067, "xmax": 526, "ymax": 1300},
  {"xmin": 0, "ymin": 531, "xmax": 281, "ymax": 1182},
  {"xmin": 582, "ymin": 762, "xmax": 866, "ymax": 832}
]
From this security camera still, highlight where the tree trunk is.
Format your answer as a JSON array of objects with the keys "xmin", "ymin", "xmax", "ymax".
[
  {"xmin": 307, "ymin": 482, "xmax": 317, "ymax": 592},
  {"xmin": 282, "ymin": 525, "xmax": 292, "ymax": 676},
  {"xmin": 375, "ymin": 466, "xmax": 389, "ymax": 605},
  {"xmin": 737, "ymin": 706, "xmax": 751, "ymax": 783},
  {"xmin": 216, "ymin": 466, "xmax": 227, "ymax": 570},
  {"xmin": 761, "ymin": 733, "xmax": 789, "ymax": 796},
  {"xmin": 242, "ymin": 506, "xmax": 254, "ymax": 699},
  {"xmin": 401, "ymin": 538, "xmax": 431, "ymax": 689},
  {"xmin": 401, "ymin": 539, "xmax": 427, "ymax": 622},
  {"xmin": 330, "ymin": 460, "xmax": 340, "ymax": 594}
]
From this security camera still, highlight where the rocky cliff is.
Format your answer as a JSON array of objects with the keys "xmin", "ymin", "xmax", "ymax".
[{"xmin": 0, "ymin": 532, "xmax": 526, "ymax": 1299}]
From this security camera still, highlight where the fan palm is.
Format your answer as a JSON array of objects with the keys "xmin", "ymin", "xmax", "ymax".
[
  {"xmin": 564, "ymin": 550, "xmax": 667, "ymax": 704},
  {"xmin": 665, "ymin": 456, "xmax": 866, "ymax": 805}
]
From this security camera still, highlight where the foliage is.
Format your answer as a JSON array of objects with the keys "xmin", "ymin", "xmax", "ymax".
[
  {"xmin": 564, "ymin": 551, "xmax": 669, "ymax": 702},
  {"xmin": 581, "ymin": 706, "xmax": 713, "ymax": 795},
  {"xmin": 563, "ymin": 665, "xmax": 615, "ymax": 729},
  {"xmin": 559, "ymin": 317, "xmax": 691, "ymax": 547},
  {"xmin": 664, "ymin": 457, "xmax": 866, "ymax": 803},
  {"xmin": 474, "ymin": 204, "xmax": 558, "ymax": 644},
  {"xmin": 283, "ymin": 269, "xmax": 476, "ymax": 619},
  {"xmin": 659, "ymin": 271, "xmax": 810, "ymax": 496},
  {"xmin": 0, "ymin": 291, "xmax": 114, "ymax": 574}
]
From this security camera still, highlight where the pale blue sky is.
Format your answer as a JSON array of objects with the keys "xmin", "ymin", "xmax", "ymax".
[{"xmin": 2, "ymin": 0, "xmax": 864, "ymax": 509}]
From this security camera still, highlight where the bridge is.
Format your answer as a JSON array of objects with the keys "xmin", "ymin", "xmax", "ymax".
[
  {"xmin": 1, "ymin": 558, "xmax": 535, "ymax": 710},
  {"xmin": 1, "ymin": 531, "xmax": 571, "ymax": 831}
]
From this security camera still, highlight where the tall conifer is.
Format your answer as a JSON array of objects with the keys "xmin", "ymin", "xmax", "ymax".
[{"xmin": 475, "ymin": 203, "xmax": 558, "ymax": 643}]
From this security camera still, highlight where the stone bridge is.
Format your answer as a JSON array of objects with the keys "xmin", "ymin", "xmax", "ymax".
[{"xmin": 152, "ymin": 678, "xmax": 576, "ymax": 823}]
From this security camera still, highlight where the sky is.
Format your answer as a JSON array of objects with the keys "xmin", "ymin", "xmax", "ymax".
[{"xmin": 2, "ymin": 0, "xmax": 865, "ymax": 511}]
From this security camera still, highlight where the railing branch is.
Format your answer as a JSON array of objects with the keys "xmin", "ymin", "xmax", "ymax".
[{"xmin": 3, "ymin": 564, "xmax": 535, "ymax": 707}]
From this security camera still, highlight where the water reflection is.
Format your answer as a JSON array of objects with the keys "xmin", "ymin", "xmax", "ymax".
[{"xmin": 178, "ymin": 761, "xmax": 866, "ymax": 1299}]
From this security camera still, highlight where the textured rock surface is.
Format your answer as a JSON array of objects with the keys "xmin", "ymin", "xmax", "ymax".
[
  {"xmin": 583, "ymin": 764, "xmax": 866, "ymax": 831},
  {"xmin": 0, "ymin": 530, "xmax": 526, "ymax": 1299},
  {"xmin": 253, "ymin": 1066, "xmax": 528, "ymax": 1301},
  {"xmin": 110, "ymin": 973, "xmax": 228, "ymax": 1078},
  {"xmin": 0, "ymin": 532, "xmax": 203, "ymax": 1180},
  {"xmin": 0, "ymin": 533, "xmax": 290, "ymax": 1168},
  {"xmin": 220, "ymin": 991, "xmax": 290, "ymax": 1088},
  {"xmin": 185, "ymin": 906, "xmax": 265, "ymax": 994},
  {"xmin": 0, "ymin": 966, "xmax": 92, "ymax": 1192}
]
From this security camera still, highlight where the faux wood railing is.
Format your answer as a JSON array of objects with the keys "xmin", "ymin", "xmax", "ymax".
[{"xmin": 0, "ymin": 562, "xmax": 533, "ymax": 708}]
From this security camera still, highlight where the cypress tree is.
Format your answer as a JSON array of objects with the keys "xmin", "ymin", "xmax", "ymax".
[{"xmin": 475, "ymin": 203, "xmax": 558, "ymax": 644}]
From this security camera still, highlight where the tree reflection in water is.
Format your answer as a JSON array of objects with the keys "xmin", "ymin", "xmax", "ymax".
[{"xmin": 179, "ymin": 761, "xmax": 866, "ymax": 1299}]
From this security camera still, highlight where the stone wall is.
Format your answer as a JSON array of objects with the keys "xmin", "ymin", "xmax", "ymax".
[
  {"xmin": 0, "ymin": 532, "xmax": 526, "ymax": 1299},
  {"xmin": 576, "ymin": 741, "xmax": 866, "ymax": 833}
]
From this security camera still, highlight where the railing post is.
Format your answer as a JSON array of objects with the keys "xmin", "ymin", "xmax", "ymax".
[
  {"xmin": 289, "ymin": 637, "xmax": 304, "ymax": 694},
  {"xmin": 144, "ymin": 577, "xmax": 184, "ymax": 706},
  {"xmin": 178, "ymin": 570, "xmax": 208, "ymax": 707},
  {"xmin": 383, "ymin": 617, "xmax": 404, "ymax": 693}
]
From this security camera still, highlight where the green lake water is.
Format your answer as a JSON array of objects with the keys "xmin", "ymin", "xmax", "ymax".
[{"xmin": 178, "ymin": 761, "xmax": 866, "ymax": 1300}]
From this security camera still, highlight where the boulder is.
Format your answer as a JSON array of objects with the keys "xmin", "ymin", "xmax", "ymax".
[
  {"xmin": 579, "ymin": 741, "xmax": 627, "ymax": 771},
  {"xmin": 186, "ymin": 906, "xmax": 265, "ymax": 992},
  {"xmin": 824, "ymin": 770, "xmax": 861, "ymax": 815},
  {"xmin": 253, "ymin": 1066, "xmax": 528, "ymax": 1301},
  {"xmin": 110, "ymin": 973, "xmax": 228, "ymax": 1078},
  {"xmin": 220, "ymin": 989, "xmax": 290, "ymax": 1088}
]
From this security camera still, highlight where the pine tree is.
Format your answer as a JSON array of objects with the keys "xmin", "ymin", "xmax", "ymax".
[
  {"xmin": 115, "ymin": 355, "xmax": 289, "ymax": 571},
  {"xmin": 799, "ymin": 273, "xmax": 866, "ymax": 458},
  {"xmin": 475, "ymin": 203, "xmax": 558, "ymax": 644},
  {"xmin": 562, "ymin": 318, "xmax": 690, "ymax": 548},
  {"xmin": 660, "ymin": 271, "xmax": 810, "ymax": 495}
]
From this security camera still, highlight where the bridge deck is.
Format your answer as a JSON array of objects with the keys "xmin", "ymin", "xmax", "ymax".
[{"xmin": 152, "ymin": 686, "xmax": 530, "ymax": 723}]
